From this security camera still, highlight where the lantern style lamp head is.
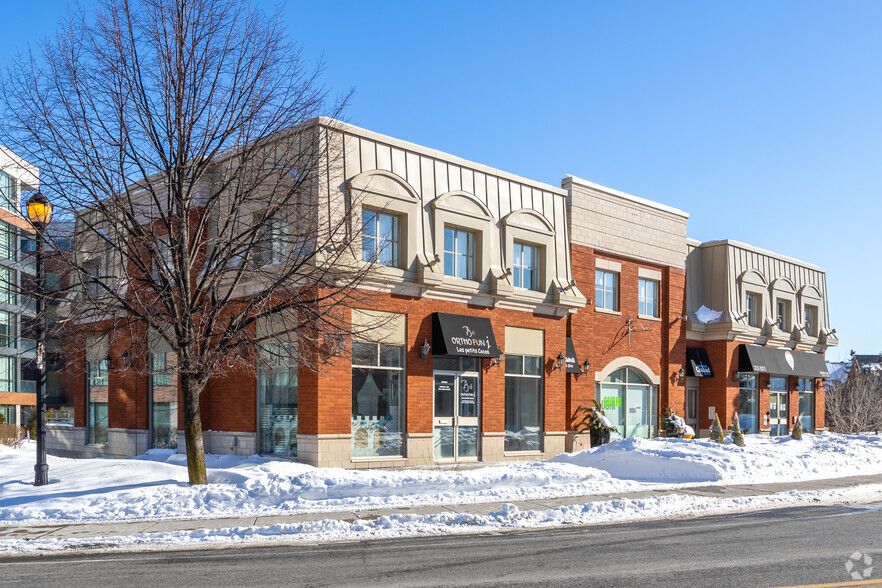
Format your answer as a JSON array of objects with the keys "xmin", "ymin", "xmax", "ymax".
[
  {"xmin": 678, "ymin": 367, "xmax": 686, "ymax": 383},
  {"xmin": 553, "ymin": 352, "xmax": 565, "ymax": 371},
  {"xmin": 419, "ymin": 339, "xmax": 431, "ymax": 362},
  {"xmin": 26, "ymin": 192, "xmax": 53, "ymax": 229},
  {"xmin": 581, "ymin": 359, "xmax": 591, "ymax": 375}
]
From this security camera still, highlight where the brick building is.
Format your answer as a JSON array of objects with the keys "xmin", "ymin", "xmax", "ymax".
[{"xmin": 48, "ymin": 120, "xmax": 837, "ymax": 466}]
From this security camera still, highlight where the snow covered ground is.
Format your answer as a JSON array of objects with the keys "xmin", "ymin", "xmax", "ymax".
[{"xmin": 3, "ymin": 433, "xmax": 882, "ymax": 553}]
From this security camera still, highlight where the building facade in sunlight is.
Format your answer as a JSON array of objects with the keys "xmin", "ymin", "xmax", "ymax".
[{"xmin": 49, "ymin": 121, "xmax": 837, "ymax": 466}]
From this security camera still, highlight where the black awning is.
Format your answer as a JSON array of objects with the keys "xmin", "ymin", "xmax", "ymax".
[
  {"xmin": 739, "ymin": 344, "xmax": 829, "ymax": 378},
  {"xmin": 565, "ymin": 337, "xmax": 580, "ymax": 374},
  {"xmin": 686, "ymin": 347, "xmax": 713, "ymax": 377},
  {"xmin": 432, "ymin": 313, "xmax": 500, "ymax": 358}
]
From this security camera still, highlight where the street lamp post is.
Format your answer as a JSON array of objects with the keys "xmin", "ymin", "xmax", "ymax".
[{"xmin": 27, "ymin": 192, "xmax": 52, "ymax": 487}]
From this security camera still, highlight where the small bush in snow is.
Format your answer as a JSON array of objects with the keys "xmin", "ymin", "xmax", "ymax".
[
  {"xmin": 709, "ymin": 414, "xmax": 725, "ymax": 444},
  {"xmin": 0, "ymin": 423, "xmax": 25, "ymax": 449},
  {"xmin": 792, "ymin": 417, "xmax": 804, "ymax": 440},
  {"xmin": 729, "ymin": 412, "xmax": 745, "ymax": 447}
]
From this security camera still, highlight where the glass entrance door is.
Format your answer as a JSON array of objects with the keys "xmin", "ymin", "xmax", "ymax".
[
  {"xmin": 433, "ymin": 369, "xmax": 480, "ymax": 461},
  {"xmin": 769, "ymin": 376, "xmax": 788, "ymax": 436},
  {"xmin": 770, "ymin": 391, "xmax": 789, "ymax": 435}
]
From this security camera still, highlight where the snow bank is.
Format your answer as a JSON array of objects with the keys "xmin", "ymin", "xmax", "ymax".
[
  {"xmin": 552, "ymin": 433, "xmax": 882, "ymax": 484},
  {"xmin": 2, "ymin": 432, "xmax": 882, "ymax": 526}
]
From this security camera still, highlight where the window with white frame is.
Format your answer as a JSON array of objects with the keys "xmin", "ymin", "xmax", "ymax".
[
  {"xmin": 512, "ymin": 242, "xmax": 539, "ymax": 291},
  {"xmin": 85, "ymin": 259, "xmax": 102, "ymax": 299},
  {"xmin": 0, "ymin": 311, "xmax": 14, "ymax": 348},
  {"xmin": 0, "ymin": 172, "xmax": 14, "ymax": 213},
  {"xmin": 638, "ymin": 278, "xmax": 659, "ymax": 317},
  {"xmin": 776, "ymin": 299, "xmax": 791, "ymax": 331},
  {"xmin": 0, "ymin": 267, "xmax": 15, "ymax": 306},
  {"xmin": 504, "ymin": 354, "xmax": 543, "ymax": 452},
  {"xmin": 0, "ymin": 222, "xmax": 16, "ymax": 261},
  {"xmin": 0, "ymin": 356, "xmax": 14, "ymax": 393},
  {"xmin": 804, "ymin": 305, "xmax": 817, "ymax": 336},
  {"xmin": 351, "ymin": 339, "xmax": 405, "ymax": 458},
  {"xmin": 362, "ymin": 210, "xmax": 400, "ymax": 268},
  {"xmin": 444, "ymin": 227, "xmax": 475, "ymax": 280},
  {"xmin": 745, "ymin": 292, "xmax": 760, "ymax": 327},
  {"xmin": 595, "ymin": 270, "xmax": 618, "ymax": 311}
]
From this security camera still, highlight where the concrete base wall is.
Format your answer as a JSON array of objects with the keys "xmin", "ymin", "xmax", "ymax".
[{"xmin": 567, "ymin": 431, "xmax": 592, "ymax": 452}]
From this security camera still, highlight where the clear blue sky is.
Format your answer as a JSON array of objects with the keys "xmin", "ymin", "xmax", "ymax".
[{"xmin": 2, "ymin": 1, "xmax": 879, "ymax": 359}]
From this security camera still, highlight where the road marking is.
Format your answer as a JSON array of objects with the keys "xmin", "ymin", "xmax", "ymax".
[{"xmin": 773, "ymin": 580, "xmax": 882, "ymax": 587}]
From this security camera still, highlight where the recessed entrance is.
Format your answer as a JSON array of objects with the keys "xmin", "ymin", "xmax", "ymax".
[
  {"xmin": 769, "ymin": 376, "xmax": 789, "ymax": 436},
  {"xmin": 433, "ymin": 357, "xmax": 480, "ymax": 461}
]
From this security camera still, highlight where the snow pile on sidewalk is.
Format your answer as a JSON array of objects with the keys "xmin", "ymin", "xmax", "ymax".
[
  {"xmin": 551, "ymin": 432, "xmax": 882, "ymax": 484},
  {"xmin": 2, "ymin": 432, "xmax": 881, "ymax": 525}
]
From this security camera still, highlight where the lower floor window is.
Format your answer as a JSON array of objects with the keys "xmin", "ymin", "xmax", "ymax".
[
  {"xmin": 258, "ymin": 366, "xmax": 298, "ymax": 457},
  {"xmin": 504, "ymin": 354, "xmax": 543, "ymax": 452},
  {"xmin": 151, "ymin": 352, "xmax": 178, "ymax": 449},
  {"xmin": 352, "ymin": 341, "xmax": 404, "ymax": 458},
  {"xmin": 87, "ymin": 359, "xmax": 109, "ymax": 445},
  {"xmin": 738, "ymin": 374, "xmax": 758, "ymax": 433},
  {"xmin": 0, "ymin": 404, "xmax": 13, "ymax": 424},
  {"xmin": 597, "ymin": 367, "xmax": 656, "ymax": 439}
]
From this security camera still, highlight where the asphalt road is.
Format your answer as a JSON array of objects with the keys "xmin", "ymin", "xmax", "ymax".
[{"xmin": 3, "ymin": 502, "xmax": 882, "ymax": 587}]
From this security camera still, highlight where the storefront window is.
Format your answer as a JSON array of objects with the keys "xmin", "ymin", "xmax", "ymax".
[
  {"xmin": 352, "ymin": 340, "xmax": 404, "ymax": 458},
  {"xmin": 87, "ymin": 358, "xmax": 109, "ymax": 445},
  {"xmin": 258, "ymin": 344, "xmax": 298, "ymax": 457},
  {"xmin": 596, "ymin": 367, "xmax": 656, "ymax": 439},
  {"xmin": 798, "ymin": 378, "xmax": 814, "ymax": 431},
  {"xmin": 738, "ymin": 374, "xmax": 758, "ymax": 433},
  {"xmin": 504, "ymin": 354, "xmax": 543, "ymax": 452},
  {"xmin": 150, "ymin": 352, "xmax": 178, "ymax": 449}
]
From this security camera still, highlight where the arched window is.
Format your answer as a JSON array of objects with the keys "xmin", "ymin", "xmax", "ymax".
[{"xmin": 596, "ymin": 367, "xmax": 657, "ymax": 439}]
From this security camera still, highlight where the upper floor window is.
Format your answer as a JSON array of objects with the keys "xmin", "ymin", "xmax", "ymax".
[
  {"xmin": 638, "ymin": 278, "xmax": 658, "ymax": 317},
  {"xmin": 595, "ymin": 270, "xmax": 618, "ymax": 311},
  {"xmin": 0, "ymin": 172, "xmax": 14, "ymax": 213},
  {"xmin": 444, "ymin": 227, "xmax": 474, "ymax": 280},
  {"xmin": 745, "ymin": 292, "xmax": 760, "ymax": 327},
  {"xmin": 85, "ymin": 259, "xmax": 102, "ymax": 299},
  {"xmin": 0, "ymin": 311, "xmax": 15, "ymax": 348},
  {"xmin": 362, "ymin": 210, "xmax": 400, "ymax": 268},
  {"xmin": 512, "ymin": 242, "xmax": 538, "ymax": 291},
  {"xmin": 0, "ymin": 222, "xmax": 16, "ymax": 262},
  {"xmin": 0, "ymin": 267, "xmax": 15, "ymax": 306},
  {"xmin": 776, "ymin": 299, "xmax": 791, "ymax": 331},
  {"xmin": 804, "ymin": 305, "xmax": 817, "ymax": 336}
]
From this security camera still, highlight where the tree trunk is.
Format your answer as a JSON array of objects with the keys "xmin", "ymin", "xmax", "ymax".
[{"xmin": 181, "ymin": 374, "xmax": 208, "ymax": 485}]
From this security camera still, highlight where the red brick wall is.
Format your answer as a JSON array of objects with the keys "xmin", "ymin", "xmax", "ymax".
[
  {"xmin": 695, "ymin": 339, "xmax": 827, "ymax": 433},
  {"xmin": 344, "ymin": 293, "xmax": 568, "ymax": 436},
  {"xmin": 568, "ymin": 244, "xmax": 688, "ymax": 428}
]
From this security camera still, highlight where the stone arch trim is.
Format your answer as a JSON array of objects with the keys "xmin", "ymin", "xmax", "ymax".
[
  {"xmin": 594, "ymin": 356, "xmax": 661, "ymax": 385},
  {"xmin": 432, "ymin": 190, "xmax": 493, "ymax": 220},
  {"xmin": 347, "ymin": 169, "xmax": 420, "ymax": 202}
]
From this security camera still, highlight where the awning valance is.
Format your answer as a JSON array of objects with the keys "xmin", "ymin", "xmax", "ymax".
[
  {"xmin": 432, "ymin": 313, "xmax": 500, "ymax": 358},
  {"xmin": 738, "ymin": 344, "xmax": 829, "ymax": 378},
  {"xmin": 565, "ymin": 337, "xmax": 581, "ymax": 374},
  {"xmin": 686, "ymin": 347, "xmax": 713, "ymax": 378}
]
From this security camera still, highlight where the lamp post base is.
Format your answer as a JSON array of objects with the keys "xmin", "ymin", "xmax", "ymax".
[{"xmin": 34, "ymin": 463, "xmax": 49, "ymax": 486}]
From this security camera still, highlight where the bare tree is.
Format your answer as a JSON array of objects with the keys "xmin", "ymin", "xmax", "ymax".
[
  {"xmin": 826, "ymin": 357, "xmax": 882, "ymax": 434},
  {"xmin": 0, "ymin": 0, "xmax": 380, "ymax": 484}
]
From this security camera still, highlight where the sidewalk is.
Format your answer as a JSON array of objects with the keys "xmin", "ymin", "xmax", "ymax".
[{"xmin": 3, "ymin": 472, "xmax": 881, "ymax": 543}]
